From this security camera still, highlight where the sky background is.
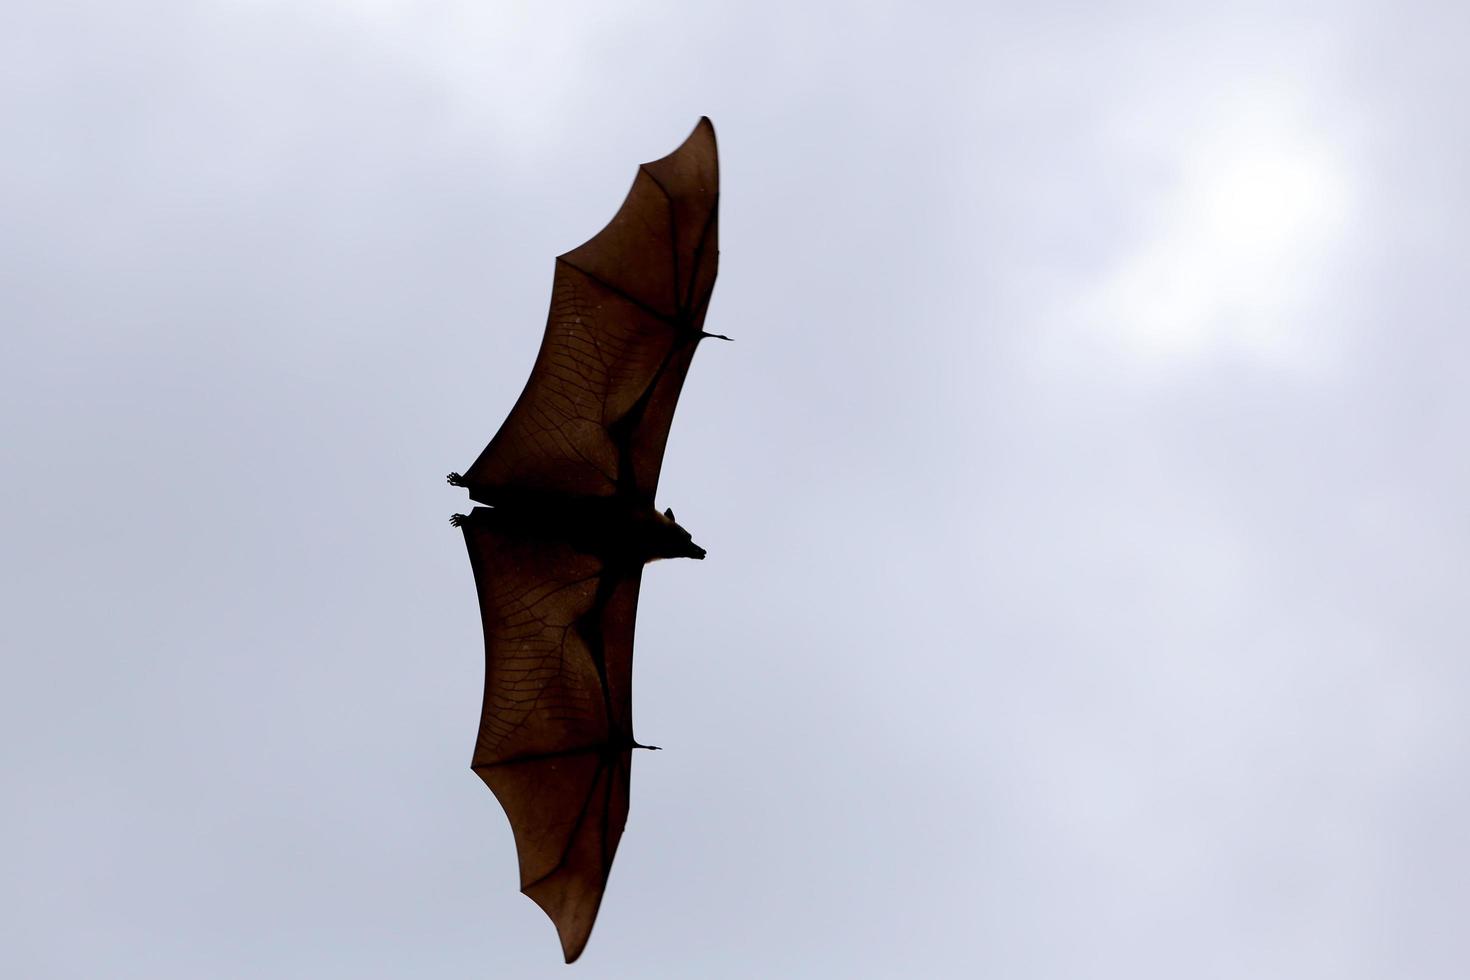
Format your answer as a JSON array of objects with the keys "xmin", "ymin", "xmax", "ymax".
[{"xmin": 4, "ymin": 1, "xmax": 1468, "ymax": 977}]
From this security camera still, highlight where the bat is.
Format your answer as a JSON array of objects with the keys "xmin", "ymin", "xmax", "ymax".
[{"xmin": 446, "ymin": 117, "xmax": 723, "ymax": 963}]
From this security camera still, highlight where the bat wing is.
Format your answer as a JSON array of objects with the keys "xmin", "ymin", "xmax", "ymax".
[
  {"xmin": 459, "ymin": 507, "xmax": 645, "ymax": 963},
  {"xmin": 460, "ymin": 117, "xmax": 720, "ymax": 508}
]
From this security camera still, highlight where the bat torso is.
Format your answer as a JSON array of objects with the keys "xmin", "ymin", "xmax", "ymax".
[{"xmin": 457, "ymin": 497, "xmax": 705, "ymax": 566}]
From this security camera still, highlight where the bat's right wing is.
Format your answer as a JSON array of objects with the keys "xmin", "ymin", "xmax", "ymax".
[
  {"xmin": 457, "ymin": 508, "xmax": 645, "ymax": 963},
  {"xmin": 459, "ymin": 118, "xmax": 719, "ymax": 508}
]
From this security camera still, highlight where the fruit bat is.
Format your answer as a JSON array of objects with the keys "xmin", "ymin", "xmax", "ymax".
[{"xmin": 446, "ymin": 118, "xmax": 723, "ymax": 963}]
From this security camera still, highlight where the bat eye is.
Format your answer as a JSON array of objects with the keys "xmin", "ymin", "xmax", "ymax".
[{"xmin": 664, "ymin": 508, "xmax": 676, "ymax": 521}]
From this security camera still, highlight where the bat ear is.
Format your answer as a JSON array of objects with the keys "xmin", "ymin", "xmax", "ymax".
[{"xmin": 664, "ymin": 508, "xmax": 676, "ymax": 521}]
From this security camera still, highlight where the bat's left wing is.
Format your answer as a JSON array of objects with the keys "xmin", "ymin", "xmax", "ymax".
[
  {"xmin": 457, "ymin": 507, "xmax": 644, "ymax": 963},
  {"xmin": 457, "ymin": 118, "xmax": 720, "ymax": 508}
]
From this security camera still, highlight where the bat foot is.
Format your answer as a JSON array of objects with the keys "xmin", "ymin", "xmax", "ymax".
[
  {"xmin": 449, "ymin": 513, "xmax": 469, "ymax": 527},
  {"xmin": 631, "ymin": 740, "xmax": 661, "ymax": 751},
  {"xmin": 700, "ymin": 331, "xmax": 733, "ymax": 342},
  {"xmin": 446, "ymin": 472, "xmax": 466, "ymax": 487}
]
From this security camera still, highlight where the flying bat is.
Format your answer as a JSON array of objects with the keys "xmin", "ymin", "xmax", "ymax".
[{"xmin": 447, "ymin": 117, "xmax": 723, "ymax": 963}]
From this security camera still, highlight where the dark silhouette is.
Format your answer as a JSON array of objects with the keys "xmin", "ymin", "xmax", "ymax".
[{"xmin": 447, "ymin": 118, "xmax": 722, "ymax": 963}]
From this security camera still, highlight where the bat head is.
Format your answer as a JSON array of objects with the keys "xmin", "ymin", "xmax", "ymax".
[{"xmin": 650, "ymin": 506, "xmax": 706, "ymax": 560}]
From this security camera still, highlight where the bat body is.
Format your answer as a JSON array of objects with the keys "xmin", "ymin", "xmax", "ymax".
[{"xmin": 448, "ymin": 118, "xmax": 721, "ymax": 963}]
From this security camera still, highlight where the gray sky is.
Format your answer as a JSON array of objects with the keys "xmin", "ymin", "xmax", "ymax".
[{"xmin": 5, "ymin": 1, "xmax": 1468, "ymax": 977}]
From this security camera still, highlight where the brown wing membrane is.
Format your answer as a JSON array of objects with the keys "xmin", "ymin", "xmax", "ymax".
[
  {"xmin": 462, "ymin": 117, "xmax": 719, "ymax": 507},
  {"xmin": 460, "ymin": 508, "xmax": 645, "ymax": 962}
]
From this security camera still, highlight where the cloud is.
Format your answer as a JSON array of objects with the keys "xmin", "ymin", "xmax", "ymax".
[
  {"xmin": 5, "ymin": 2, "xmax": 1469, "ymax": 978},
  {"xmin": 1084, "ymin": 81, "xmax": 1358, "ymax": 370}
]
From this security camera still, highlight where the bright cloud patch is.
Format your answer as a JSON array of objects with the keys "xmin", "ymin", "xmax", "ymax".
[{"xmin": 1090, "ymin": 95, "xmax": 1355, "ymax": 368}]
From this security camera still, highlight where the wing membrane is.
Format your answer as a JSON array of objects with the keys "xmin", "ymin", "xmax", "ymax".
[
  {"xmin": 460, "ymin": 508, "xmax": 645, "ymax": 961},
  {"xmin": 462, "ymin": 118, "xmax": 720, "ymax": 507}
]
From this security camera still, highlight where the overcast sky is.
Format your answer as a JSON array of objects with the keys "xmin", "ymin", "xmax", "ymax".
[{"xmin": 4, "ymin": 1, "xmax": 1469, "ymax": 977}]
